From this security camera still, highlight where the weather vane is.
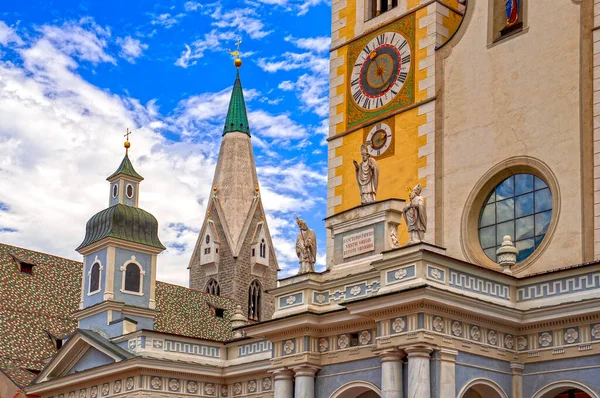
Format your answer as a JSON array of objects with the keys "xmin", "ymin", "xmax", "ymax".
[
  {"xmin": 124, "ymin": 128, "xmax": 132, "ymax": 155},
  {"xmin": 228, "ymin": 38, "xmax": 243, "ymax": 67}
]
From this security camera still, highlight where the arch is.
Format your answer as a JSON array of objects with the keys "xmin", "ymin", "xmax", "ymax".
[
  {"xmin": 330, "ymin": 381, "xmax": 381, "ymax": 398},
  {"xmin": 205, "ymin": 278, "xmax": 220, "ymax": 296},
  {"xmin": 88, "ymin": 262, "xmax": 101, "ymax": 294},
  {"xmin": 260, "ymin": 239, "xmax": 266, "ymax": 258},
  {"xmin": 120, "ymin": 256, "xmax": 145, "ymax": 295},
  {"xmin": 457, "ymin": 378, "xmax": 509, "ymax": 398},
  {"xmin": 248, "ymin": 280, "xmax": 262, "ymax": 321},
  {"xmin": 532, "ymin": 381, "xmax": 598, "ymax": 398}
]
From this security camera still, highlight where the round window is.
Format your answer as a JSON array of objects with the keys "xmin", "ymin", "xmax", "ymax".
[
  {"xmin": 478, "ymin": 174, "xmax": 552, "ymax": 263},
  {"xmin": 126, "ymin": 184, "xmax": 134, "ymax": 199},
  {"xmin": 112, "ymin": 184, "xmax": 119, "ymax": 198}
]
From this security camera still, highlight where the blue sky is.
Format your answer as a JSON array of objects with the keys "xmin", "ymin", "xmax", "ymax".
[{"xmin": 0, "ymin": 0, "xmax": 331, "ymax": 285}]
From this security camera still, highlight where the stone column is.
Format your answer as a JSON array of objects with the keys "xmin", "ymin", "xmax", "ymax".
[
  {"xmin": 405, "ymin": 345, "xmax": 433, "ymax": 398},
  {"xmin": 438, "ymin": 349, "xmax": 458, "ymax": 398},
  {"xmin": 293, "ymin": 365, "xmax": 319, "ymax": 398},
  {"xmin": 380, "ymin": 349, "xmax": 403, "ymax": 398},
  {"xmin": 272, "ymin": 368, "xmax": 294, "ymax": 398},
  {"xmin": 511, "ymin": 362, "xmax": 524, "ymax": 398}
]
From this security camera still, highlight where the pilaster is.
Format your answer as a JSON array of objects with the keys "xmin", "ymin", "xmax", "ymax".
[
  {"xmin": 594, "ymin": 1, "xmax": 600, "ymax": 258},
  {"xmin": 293, "ymin": 365, "xmax": 320, "ymax": 398},
  {"xmin": 405, "ymin": 345, "xmax": 433, "ymax": 398},
  {"xmin": 271, "ymin": 368, "xmax": 294, "ymax": 398},
  {"xmin": 380, "ymin": 349, "xmax": 404, "ymax": 398},
  {"xmin": 510, "ymin": 362, "xmax": 524, "ymax": 398},
  {"xmin": 438, "ymin": 348, "xmax": 458, "ymax": 398}
]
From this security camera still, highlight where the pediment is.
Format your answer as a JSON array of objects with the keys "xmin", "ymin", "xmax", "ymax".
[{"xmin": 35, "ymin": 329, "xmax": 133, "ymax": 383}]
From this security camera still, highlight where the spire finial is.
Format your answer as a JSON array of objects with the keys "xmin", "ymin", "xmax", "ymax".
[
  {"xmin": 229, "ymin": 38, "xmax": 243, "ymax": 68},
  {"xmin": 124, "ymin": 128, "xmax": 132, "ymax": 155}
]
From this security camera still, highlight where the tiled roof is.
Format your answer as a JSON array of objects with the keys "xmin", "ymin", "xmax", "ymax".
[
  {"xmin": 155, "ymin": 282, "xmax": 236, "ymax": 341},
  {"xmin": 223, "ymin": 69, "xmax": 250, "ymax": 136},
  {"xmin": 0, "ymin": 243, "xmax": 81, "ymax": 388},
  {"xmin": 106, "ymin": 154, "xmax": 144, "ymax": 181},
  {"xmin": 0, "ymin": 243, "xmax": 235, "ymax": 388}
]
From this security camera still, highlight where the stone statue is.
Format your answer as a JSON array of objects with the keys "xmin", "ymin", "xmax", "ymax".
[
  {"xmin": 353, "ymin": 145, "xmax": 379, "ymax": 204},
  {"xmin": 389, "ymin": 224, "xmax": 399, "ymax": 248},
  {"xmin": 296, "ymin": 217, "xmax": 316, "ymax": 274},
  {"xmin": 403, "ymin": 184, "xmax": 427, "ymax": 244}
]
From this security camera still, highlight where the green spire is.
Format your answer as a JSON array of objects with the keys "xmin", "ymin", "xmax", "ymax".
[
  {"xmin": 106, "ymin": 154, "xmax": 144, "ymax": 181},
  {"xmin": 223, "ymin": 68, "xmax": 250, "ymax": 136}
]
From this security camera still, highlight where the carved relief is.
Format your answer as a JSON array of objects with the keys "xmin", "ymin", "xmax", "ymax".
[
  {"xmin": 126, "ymin": 377, "xmax": 134, "ymax": 391},
  {"xmin": 151, "ymin": 377, "xmax": 162, "ymax": 390},
  {"xmin": 153, "ymin": 340, "xmax": 163, "ymax": 348},
  {"xmin": 318, "ymin": 338, "xmax": 329, "ymax": 352},
  {"xmin": 592, "ymin": 324, "xmax": 600, "ymax": 339},
  {"xmin": 488, "ymin": 330, "xmax": 498, "ymax": 345},
  {"xmin": 350, "ymin": 285, "xmax": 362, "ymax": 296},
  {"xmin": 221, "ymin": 385, "xmax": 228, "ymax": 397},
  {"xmin": 263, "ymin": 378, "xmax": 272, "ymax": 390},
  {"xmin": 564, "ymin": 328, "xmax": 579, "ymax": 344},
  {"xmin": 204, "ymin": 383, "xmax": 214, "ymax": 395},
  {"xmin": 169, "ymin": 379, "xmax": 180, "ymax": 391},
  {"xmin": 248, "ymin": 380, "xmax": 257, "ymax": 393},
  {"xmin": 90, "ymin": 386, "xmax": 98, "ymax": 398},
  {"xmin": 539, "ymin": 332, "xmax": 553, "ymax": 347},
  {"xmin": 101, "ymin": 384, "xmax": 109, "ymax": 397},
  {"xmin": 517, "ymin": 336, "xmax": 528, "ymax": 351},
  {"xmin": 430, "ymin": 268, "xmax": 442, "ymax": 281},
  {"xmin": 233, "ymin": 383, "xmax": 242, "ymax": 395},
  {"xmin": 316, "ymin": 294, "xmax": 326, "ymax": 304},
  {"xmin": 285, "ymin": 295, "xmax": 296, "ymax": 305},
  {"xmin": 187, "ymin": 381, "xmax": 198, "ymax": 394},
  {"xmin": 394, "ymin": 269, "xmax": 407, "ymax": 280},
  {"xmin": 79, "ymin": 389, "xmax": 86, "ymax": 398},
  {"xmin": 338, "ymin": 334, "xmax": 349, "ymax": 349},
  {"xmin": 504, "ymin": 334, "xmax": 514, "ymax": 349},
  {"xmin": 359, "ymin": 330, "xmax": 372, "ymax": 345},
  {"xmin": 451, "ymin": 321, "xmax": 462, "ymax": 337},
  {"xmin": 283, "ymin": 340, "xmax": 295, "ymax": 354},
  {"xmin": 113, "ymin": 381, "xmax": 122, "ymax": 394},
  {"xmin": 470, "ymin": 326, "xmax": 480, "ymax": 341},
  {"xmin": 433, "ymin": 317, "xmax": 444, "ymax": 332},
  {"xmin": 68, "ymin": 392, "xmax": 75, "ymax": 398},
  {"xmin": 392, "ymin": 318, "xmax": 406, "ymax": 333}
]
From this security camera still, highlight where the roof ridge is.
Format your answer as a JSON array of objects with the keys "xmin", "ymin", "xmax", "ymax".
[{"xmin": 0, "ymin": 242, "xmax": 81, "ymax": 264}]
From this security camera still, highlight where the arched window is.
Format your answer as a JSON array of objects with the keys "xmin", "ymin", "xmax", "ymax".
[
  {"xmin": 124, "ymin": 262, "xmax": 141, "ymax": 293},
  {"xmin": 248, "ymin": 280, "xmax": 261, "ymax": 321},
  {"xmin": 260, "ymin": 239, "xmax": 266, "ymax": 258},
  {"xmin": 89, "ymin": 262, "xmax": 101, "ymax": 293},
  {"xmin": 206, "ymin": 279, "xmax": 220, "ymax": 296}
]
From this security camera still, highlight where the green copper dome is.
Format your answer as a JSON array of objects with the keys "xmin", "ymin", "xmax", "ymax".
[
  {"xmin": 106, "ymin": 154, "xmax": 144, "ymax": 181},
  {"xmin": 76, "ymin": 204, "xmax": 165, "ymax": 251},
  {"xmin": 223, "ymin": 69, "xmax": 250, "ymax": 136}
]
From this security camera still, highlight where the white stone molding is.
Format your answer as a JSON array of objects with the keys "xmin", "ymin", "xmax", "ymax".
[
  {"xmin": 119, "ymin": 255, "xmax": 145, "ymax": 296},
  {"xmin": 531, "ymin": 381, "xmax": 599, "ymax": 398},
  {"xmin": 456, "ymin": 378, "xmax": 509, "ymax": 398},
  {"xmin": 271, "ymin": 368, "xmax": 294, "ymax": 398},
  {"xmin": 87, "ymin": 255, "xmax": 103, "ymax": 296},
  {"xmin": 330, "ymin": 381, "xmax": 382, "ymax": 398},
  {"xmin": 405, "ymin": 345, "xmax": 433, "ymax": 398}
]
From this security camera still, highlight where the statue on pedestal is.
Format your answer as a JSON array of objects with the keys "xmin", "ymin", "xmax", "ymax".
[
  {"xmin": 296, "ymin": 217, "xmax": 316, "ymax": 274},
  {"xmin": 403, "ymin": 184, "xmax": 427, "ymax": 244},
  {"xmin": 353, "ymin": 145, "xmax": 379, "ymax": 204}
]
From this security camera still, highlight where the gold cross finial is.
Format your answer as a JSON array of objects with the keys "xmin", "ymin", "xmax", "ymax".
[
  {"xmin": 229, "ymin": 38, "xmax": 243, "ymax": 67},
  {"xmin": 124, "ymin": 128, "xmax": 132, "ymax": 155}
]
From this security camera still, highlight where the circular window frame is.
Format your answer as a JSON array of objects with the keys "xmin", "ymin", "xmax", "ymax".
[
  {"xmin": 126, "ymin": 183, "xmax": 134, "ymax": 199},
  {"xmin": 112, "ymin": 184, "xmax": 119, "ymax": 199},
  {"xmin": 460, "ymin": 157, "xmax": 560, "ymax": 274}
]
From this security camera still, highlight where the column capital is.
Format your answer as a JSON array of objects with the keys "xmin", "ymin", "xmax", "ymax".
[
  {"xmin": 379, "ymin": 348, "xmax": 404, "ymax": 363},
  {"xmin": 510, "ymin": 362, "xmax": 524, "ymax": 374},
  {"xmin": 404, "ymin": 345, "xmax": 434, "ymax": 358},
  {"xmin": 438, "ymin": 348, "xmax": 458, "ymax": 362},
  {"xmin": 292, "ymin": 364, "xmax": 321, "ymax": 377},
  {"xmin": 270, "ymin": 368, "xmax": 294, "ymax": 380}
]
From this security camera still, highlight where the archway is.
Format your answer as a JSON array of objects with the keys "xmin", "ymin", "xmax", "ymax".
[
  {"xmin": 457, "ymin": 378, "xmax": 508, "ymax": 398},
  {"xmin": 532, "ymin": 381, "xmax": 597, "ymax": 398},
  {"xmin": 330, "ymin": 381, "xmax": 381, "ymax": 398}
]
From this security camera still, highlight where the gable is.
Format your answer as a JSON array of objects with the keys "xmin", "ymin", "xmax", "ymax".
[{"xmin": 66, "ymin": 347, "xmax": 114, "ymax": 375}]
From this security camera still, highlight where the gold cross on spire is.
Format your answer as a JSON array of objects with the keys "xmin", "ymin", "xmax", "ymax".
[
  {"xmin": 229, "ymin": 38, "xmax": 243, "ymax": 67},
  {"xmin": 124, "ymin": 128, "xmax": 132, "ymax": 155}
]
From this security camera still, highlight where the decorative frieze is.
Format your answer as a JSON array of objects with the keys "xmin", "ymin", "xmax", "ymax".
[
  {"xmin": 238, "ymin": 340, "xmax": 272, "ymax": 357},
  {"xmin": 517, "ymin": 272, "xmax": 600, "ymax": 302},
  {"xmin": 386, "ymin": 264, "xmax": 416, "ymax": 285},
  {"xmin": 163, "ymin": 339, "xmax": 220, "ymax": 358},
  {"xmin": 449, "ymin": 270, "xmax": 510, "ymax": 300}
]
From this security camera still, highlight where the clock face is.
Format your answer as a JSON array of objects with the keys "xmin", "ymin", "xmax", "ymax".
[
  {"xmin": 366, "ymin": 123, "xmax": 393, "ymax": 157},
  {"xmin": 350, "ymin": 32, "xmax": 412, "ymax": 111}
]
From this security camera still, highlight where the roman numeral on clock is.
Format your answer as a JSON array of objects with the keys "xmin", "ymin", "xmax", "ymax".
[
  {"xmin": 402, "ymin": 54, "xmax": 411, "ymax": 64},
  {"xmin": 353, "ymin": 90, "xmax": 364, "ymax": 103},
  {"xmin": 398, "ymin": 72, "xmax": 408, "ymax": 83},
  {"xmin": 351, "ymin": 78, "xmax": 359, "ymax": 87}
]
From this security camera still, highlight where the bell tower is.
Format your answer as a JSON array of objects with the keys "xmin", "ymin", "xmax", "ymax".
[
  {"xmin": 326, "ymin": 0, "xmax": 465, "ymax": 267},
  {"xmin": 188, "ymin": 55, "xmax": 278, "ymax": 322}
]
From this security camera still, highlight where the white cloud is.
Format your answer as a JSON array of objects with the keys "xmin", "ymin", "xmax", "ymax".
[
  {"xmin": 39, "ymin": 18, "xmax": 115, "ymax": 65},
  {"xmin": 0, "ymin": 21, "xmax": 23, "ymax": 46},
  {"xmin": 257, "ymin": 51, "xmax": 328, "ymax": 74},
  {"xmin": 285, "ymin": 35, "xmax": 330, "ymax": 52},
  {"xmin": 210, "ymin": 7, "xmax": 272, "ymax": 39},
  {"xmin": 116, "ymin": 36, "xmax": 148, "ymax": 63},
  {"xmin": 252, "ymin": 0, "xmax": 326, "ymax": 15},
  {"xmin": 175, "ymin": 30, "xmax": 234, "ymax": 68},
  {"xmin": 150, "ymin": 13, "xmax": 185, "ymax": 28}
]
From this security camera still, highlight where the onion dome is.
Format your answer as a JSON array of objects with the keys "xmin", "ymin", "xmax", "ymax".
[{"xmin": 76, "ymin": 204, "xmax": 165, "ymax": 252}]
